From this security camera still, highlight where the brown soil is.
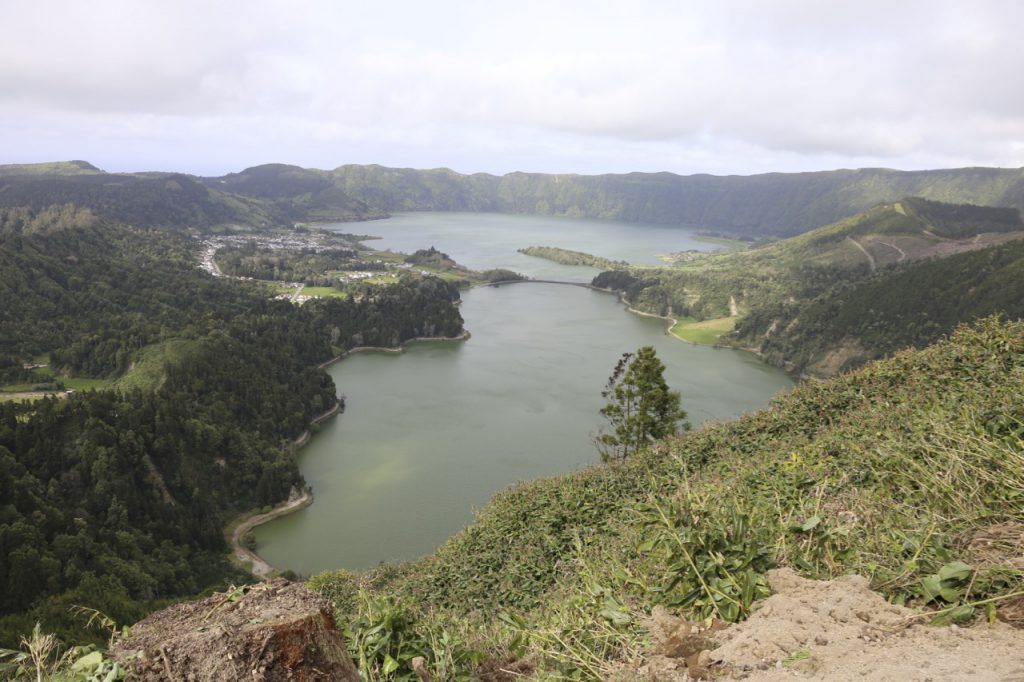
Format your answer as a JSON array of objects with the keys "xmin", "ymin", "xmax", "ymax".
[
  {"xmin": 915, "ymin": 231, "xmax": 1024, "ymax": 260},
  {"xmin": 629, "ymin": 568, "xmax": 1024, "ymax": 681},
  {"xmin": 111, "ymin": 579, "xmax": 359, "ymax": 681}
]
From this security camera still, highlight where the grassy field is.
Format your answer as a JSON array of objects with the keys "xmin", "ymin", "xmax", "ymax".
[
  {"xmin": 62, "ymin": 377, "xmax": 114, "ymax": 391},
  {"xmin": 302, "ymin": 286, "xmax": 349, "ymax": 298},
  {"xmin": 363, "ymin": 274, "xmax": 401, "ymax": 285},
  {"xmin": 414, "ymin": 267, "xmax": 471, "ymax": 283},
  {"xmin": 0, "ymin": 382, "xmax": 49, "ymax": 393},
  {"xmin": 0, "ymin": 376, "xmax": 112, "ymax": 393},
  {"xmin": 670, "ymin": 315, "xmax": 736, "ymax": 344}
]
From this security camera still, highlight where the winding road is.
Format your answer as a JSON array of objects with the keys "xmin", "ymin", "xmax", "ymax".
[
  {"xmin": 876, "ymin": 240, "xmax": 907, "ymax": 263},
  {"xmin": 847, "ymin": 236, "xmax": 876, "ymax": 271}
]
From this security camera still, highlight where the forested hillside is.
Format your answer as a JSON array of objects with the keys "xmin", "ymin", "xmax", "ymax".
[
  {"xmin": 0, "ymin": 207, "xmax": 464, "ymax": 645},
  {"xmin": 737, "ymin": 238, "xmax": 1024, "ymax": 375},
  {"xmin": 592, "ymin": 199, "xmax": 1024, "ymax": 376},
  {"xmin": 0, "ymin": 170, "xmax": 285, "ymax": 231}
]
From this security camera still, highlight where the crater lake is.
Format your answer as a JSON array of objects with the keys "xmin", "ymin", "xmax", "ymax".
[{"xmin": 254, "ymin": 214, "xmax": 792, "ymax": 574}]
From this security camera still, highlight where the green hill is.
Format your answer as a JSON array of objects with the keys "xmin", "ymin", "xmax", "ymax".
[
  {"xmin": 305, "ymin": 318, "xmax": 1024, "ymax": 679},
  {"xmin": 206, "ymin": 163, "xmax": 1024, "ymax": 238},
  {"xmin": 590, "ymin": 199, "xmax": 1024, "ymax": 376},
  {"xmin": 10, "ymin": 160, "xmax": 1024, "ymax": 238},
  {"xmin": 0, "ymin": 170, "xmax": 282, "ymax": 231},
  {"xmin": 0, "ymin": 160, "xmax": 102, "ymax": 176},
  {"xmin": 738, "ymin": 237, "xmax": 1024, "ymax": 375}
]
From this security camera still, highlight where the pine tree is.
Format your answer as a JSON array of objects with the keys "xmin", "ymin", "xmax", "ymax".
[{"xmin": 597, "ymin": 346, "xmax": 689, "ymax": 461}]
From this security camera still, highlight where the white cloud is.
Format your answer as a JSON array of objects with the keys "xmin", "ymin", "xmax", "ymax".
[{"xmin": 1, "ymin": 0, "xmax": 1022, "ymax": 174}]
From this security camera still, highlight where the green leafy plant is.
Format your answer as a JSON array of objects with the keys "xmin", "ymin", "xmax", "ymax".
[
  {"xmin": 788, "ymin": 512, "xmax": 853, "ymax": 575},
  {"xmin": 344, "ymin": 591, "xmax": 483, "ymax": 681},
  {"xmin": 918, "ymin": 561, "xmax": 977, "ymax": 624},
  {"xmin": 500, "ymin": 577, "xmax": 644, "ymax": 680},
  {"xmin": 0, "ymin": 622, "xmax": 126, "ymax": 682},
  {"xmin": 639, "ymin": 495, "xmax": 772, "ymax": 622}
]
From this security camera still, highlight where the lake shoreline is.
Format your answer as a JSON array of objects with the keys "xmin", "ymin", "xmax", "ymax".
[
  {"xmin": 318, "ymin": 329, "xmax": 472, "ymax": 369},
  {"xmin": 229, "ymin": 332, "xmax": 472, "ymax": 579},
  {"xmin": 227, "ymin": 400, "xmax": 343, "ymax": 579},
  {"xmin": 227, "ymin": 489, "xmax": 314, "ymax": 579},
  {"xmin": 485, "ymin": 278, "xmax": 729, "ymax": 349}
]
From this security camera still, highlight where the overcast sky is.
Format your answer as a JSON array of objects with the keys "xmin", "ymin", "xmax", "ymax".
[{"xmin": 2, "ymin": 0, "xmax": 1022, "ymax": 176}]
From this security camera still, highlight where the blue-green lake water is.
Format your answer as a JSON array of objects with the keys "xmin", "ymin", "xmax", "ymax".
[{"xmin": 254, "ymin": 214, "xmax": 792, "ymax": 574}]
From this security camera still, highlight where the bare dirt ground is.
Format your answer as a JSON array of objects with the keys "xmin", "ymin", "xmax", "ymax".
[
  {"xmin": 914, "ymin": 231, "xmax": 1024, "ymax": 261},
  {"xmin": 635, "ymin": 569, "xmax": 1024, "ymax": 681}
]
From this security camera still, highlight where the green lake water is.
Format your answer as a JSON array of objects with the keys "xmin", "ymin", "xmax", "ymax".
[
  {"xmin": 345, "ymin": 211, "xmax": 724, "ymax": 281},
  {"xmin": 254, "ymin": 225, "xmax": 793, "ymax": 574}
]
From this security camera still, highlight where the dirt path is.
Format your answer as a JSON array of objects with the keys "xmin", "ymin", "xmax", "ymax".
[
  {"xmin": 230, "ymin": 490, "xmax": 313, "ymax": 579},
  {"xmin": 847, "ymin": 236, "xmax": 876, "ymax": 271},
  {"xmin": 876, "ymin": 240, "xmax": 907, "ymax": 263},
  {"xmin": 729, "ymin": 295, "xmax": 739, "ymax": 317}
]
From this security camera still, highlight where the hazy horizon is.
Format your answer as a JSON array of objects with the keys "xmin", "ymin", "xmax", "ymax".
[{"xmin": 11, "ymin": 157, "xmax": 1024, "ymax": 180}]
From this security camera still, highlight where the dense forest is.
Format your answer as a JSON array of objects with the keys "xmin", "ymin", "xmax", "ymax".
[
  {"xmin": 0, "ymin": 207, "xmax": 464, "ymax": 645},
  {"xmin": 737, "ymin": 238, "xmax": 1024, "ymax": 374}
]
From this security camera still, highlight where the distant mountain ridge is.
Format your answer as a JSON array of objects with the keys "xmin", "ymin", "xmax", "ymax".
[
  {"xmin": 0, "ymin": 170, "xmax": 281, "ymax": 231},
  {"xmin": 205, "ymin": 162, "xmax": 1024, "ymax": 237},
  {"xmin": 0, "ymin": 160, "xmax": 101, "ymax": 176},
  {"xmin": 2, "ymin": 160, "xmax": 1024, "ymax": 237}
]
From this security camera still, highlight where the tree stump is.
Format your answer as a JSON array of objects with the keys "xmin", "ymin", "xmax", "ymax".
[{"xmin": 112, "ymin": 579, "xmax": 359, "ymax": 681}]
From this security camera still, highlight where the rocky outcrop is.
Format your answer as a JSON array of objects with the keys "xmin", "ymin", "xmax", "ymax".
[{"xmin": 112, "ymin": 579, "xmax": 359, "ymax": 681}]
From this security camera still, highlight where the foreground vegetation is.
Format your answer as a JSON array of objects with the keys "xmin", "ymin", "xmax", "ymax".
[
  {"xmin": 306, "ymin": 318, "xmax": 1024, "ymax": 679},
  {"xmin": 6, "ymin": 318, "xmax": 1023, "ymax": 679}
]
